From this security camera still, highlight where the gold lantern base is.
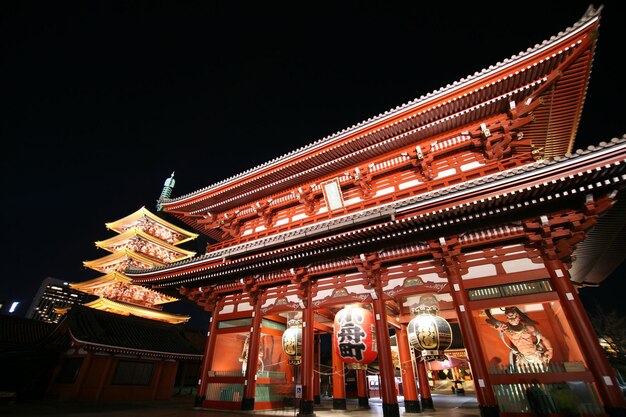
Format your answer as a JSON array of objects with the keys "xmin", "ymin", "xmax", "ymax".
[
  {"xmin": 346, "ymin": 363, "xmax": 368, "ymax": 370},
  {"xmin": 422, "ymin": 350, "xmax": 448, "ymax": 362}
]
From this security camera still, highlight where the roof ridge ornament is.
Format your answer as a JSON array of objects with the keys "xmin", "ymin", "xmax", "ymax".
[{"xmin": 157, "ymin": 171, "xmax": 176, "ymax": 212}]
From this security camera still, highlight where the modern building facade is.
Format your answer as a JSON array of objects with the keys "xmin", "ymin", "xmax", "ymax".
[{"xmin": 26, "ymin": 277, "xmax": 89, "ymax": 323}]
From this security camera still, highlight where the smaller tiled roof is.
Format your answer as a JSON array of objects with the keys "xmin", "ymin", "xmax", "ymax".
[
  {"xmin": 67, "ymin": 305, "xmax": 203, "ymax": 359},
  {"xmin": 0, "ymin": 315, "xmax": 56, "ymax": 351}
]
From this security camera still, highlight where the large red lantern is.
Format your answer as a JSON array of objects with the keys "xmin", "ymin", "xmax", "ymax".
[{"xmin": 333, "ymin": 304, "xmax": 377, "ymax": 369}]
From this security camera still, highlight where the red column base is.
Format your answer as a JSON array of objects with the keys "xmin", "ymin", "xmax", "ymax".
[
  {"xmin": 381, "ymin": 403, "xmax": 400, "ymax": 417},
  {"xmin": 605, "ymin": 406, "xmax": 626, "ymax": 417},
  {"xmin": 333, "ymin": 398, "xmax": 347, "ymax": 410},
  {"xmin": 479, "ymin": 405, "xmax": 499, "ymax": 417}
]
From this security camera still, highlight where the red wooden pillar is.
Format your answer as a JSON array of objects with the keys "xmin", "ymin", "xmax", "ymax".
[
  {"xmin": 397, "ymin": 324, "xmax": 420, "ymax": 413},
  {"xmin": 356, "ymin": 369, "xmax": 370, "ymax": 408},
  {"xmin": 196, "ymin": 311, "xmax": 219, "ymax": 407},
  {"xmin": 372, "ymin": 291, "xmax": 400, "ymax": 417},
  {"xmin": 73, "ymin": 352, "xmax": 94, "ymax": 399},
  {"xmin": 331, "ymin": 330, "xmax": 347, "ymax": 410},
  {"xmin": 544, "ymin": 257, "xmax": 626, "ymax": 415},
  {"xmin": 150, "ymin": 360, "xmax": 164, "ymax": 400},
  {"xmin": 415, "ymin": 353, "xmax": 433, "ymax": 410},
  {"xmin": 176, "ymin": 361, "xmax": 187, "ymax": 395},
  {"xmin": 314, "ymin": 334, "xmax": 321, "ymax": 404},
  {"xmin": 242, "ymin": 304, "xmax": 262, "ymax": 410},
  {"xmin": 95, "ymin": 354, "xmax": 114, "ymax": 401},
  {"xmin": 442, "ymin": 244, "xmax": 499, "ymax": 417},
  {"xmin": 300, "ymin": 284, "xmax": 316, "ymax": 415}
]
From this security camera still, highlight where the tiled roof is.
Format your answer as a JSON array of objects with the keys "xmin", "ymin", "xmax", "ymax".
[
  {"xmin": 0, "ymin": 315, "xmax": 56, "ymax": 351},
  {"xmin": 131, "ymin": 135, "xmax": 626, "ymax": 288},
  {"xmin": 159, "ymin": 6, "xmax": 600, "ymax": 220},
  {"xmin": 67, "ymin": 305, "xmax": 203, "ymax": 359}
]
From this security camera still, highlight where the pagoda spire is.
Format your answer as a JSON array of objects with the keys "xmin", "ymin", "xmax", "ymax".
[{"xmin": 157, "ymin": 171, "xmax": 175, "ymax": 212}]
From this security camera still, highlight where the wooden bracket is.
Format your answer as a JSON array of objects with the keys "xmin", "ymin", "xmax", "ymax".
[
  {"xmin": 404, "ymin": 145, "xmax": 435, "ymax": 181},
  {"xmin": 253, "ymin": 199, "xmax": 275, "ymax": 227},
  {"xmin": 354, "ymin": 252, "xmax": 382, "ymax": 289},
  {"xmin": 294, "ymin": 184, "xmax": 318, "ymax": 216},
  {"xmin": 351, "ymin": 165, "xmax": 374, "ymax": 199}
]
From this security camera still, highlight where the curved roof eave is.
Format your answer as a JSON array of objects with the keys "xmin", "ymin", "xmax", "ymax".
[
  {"xmin": 160, "ymin": 6, "xmax": 600, "ymax": 212},
  {"xmin": 132, "ymin": 134, "xmax": 626, "ymax": 287}
]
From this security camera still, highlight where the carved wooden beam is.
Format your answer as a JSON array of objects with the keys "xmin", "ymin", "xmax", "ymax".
[
  {"xmin": 429, "ymin": 236, "xmax": 462, "ymax": 274},
  {"xmin": 354, "ymin": 252, "xmax": 382, "ymax": 290},
  {"xmin": 523, "ymin": 206, "xmax": 600, "ymax": 263},
  {"xmin": 294, "ymin": 184, "xmax": 318, "ymax": 216},
  {"xmin": 468, "ymin": 98, "xmax": 539, "ymax": 160},
  {"xmin": 402, "ymin": 144, "xmax": 435, "ymax": 181},
  {"xmin": 348, "ymin": 165, "xmax": 374, "ymax": 199},
  {"xmin": 315, "ymin": 308, "xmax": 335, "ymax": 322},
  {"xmin": 253, "ymin": 199, "xmax": 275, "ymax": 227}
]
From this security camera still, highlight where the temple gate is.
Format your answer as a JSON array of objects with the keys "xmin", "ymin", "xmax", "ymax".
[{"xmin": 130, "ymin": 7, "xmax": 626, "ymax": 417}]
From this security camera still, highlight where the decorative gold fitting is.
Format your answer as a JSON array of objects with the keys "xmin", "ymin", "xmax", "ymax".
[
  {"xmin": 287, "ymin": 319, "xmax": 302, "ymax": 327},
  {"xmin": 480, "ymin": 123, "xmax": 491, "ymax": 138}
]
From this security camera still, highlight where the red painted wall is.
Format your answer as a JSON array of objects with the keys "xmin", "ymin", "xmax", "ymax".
[{"xmin": 50, "ymin": 355, "xmax": 180, "ymax": 401}]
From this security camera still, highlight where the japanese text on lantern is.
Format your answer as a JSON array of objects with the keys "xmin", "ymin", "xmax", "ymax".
[{"xmin": 336, "ymin": 308, "xmax": 367, "ymax": 360}]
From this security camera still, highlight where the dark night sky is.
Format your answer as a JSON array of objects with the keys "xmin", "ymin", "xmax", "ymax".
[{"xmin": 2, "ymin": 1, "xmax": 625, "ymax": 330}]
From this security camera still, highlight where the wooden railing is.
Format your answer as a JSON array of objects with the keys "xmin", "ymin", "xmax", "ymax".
[
  {"xmin": 207, "ymin": 370, "xmax": 244, "ymax": 377},
  {"xmin": 489, "ymin": 361, "xmax": 567, "ymax": 375},
  {"xmin": 205, "ymin": 383, "xmax": 244, "ymax": 402},
  {"xmin": 494, "ymin": 382, "xmax": 603, "ymax": 414},
  {"xmin": 257, "ymin": 370, "xmax": 286, "ymax": 379},
  {"xmin": 206, "ymin": 370, "xmax": 285, "ymax": 378}
]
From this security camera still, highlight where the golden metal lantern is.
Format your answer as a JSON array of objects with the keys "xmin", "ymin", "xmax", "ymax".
[
  {"xmin": 282, "ymin": 318, "xmax": 302, "ymax": 365},
  {"xmin": 407, "ymin": 300, "xmax": 452, "ymax": 362}
]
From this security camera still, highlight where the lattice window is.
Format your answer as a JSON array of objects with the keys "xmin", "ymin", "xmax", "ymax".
[{"xmin": 468, "ymin": 279, "xmax": 552, "ymax": 301}]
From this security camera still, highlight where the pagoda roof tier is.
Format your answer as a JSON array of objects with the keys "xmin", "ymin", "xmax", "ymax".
[
  {"xmin": 64, "ymin": 305, "xmax": 200, "ymax": 358},
  {"xmin": 83, "ymin": 249, "xmax": 164, "ymax": 274},
  {"xmin": 0, "ymin": 315, "xmax": 56, "ymax": 350},
  {"xmin": 105, "ymin": 206, "xmax": 198, "ymax": 245},
  {"xmin": 70, "ymin": 271, "xmax": 179, "ymax": 305},
  {"xmin": 159, "ymin": 6, "xmax": 600, "ymax": 230},
  {"xmin": 82, "ymin": 297, "xmax": 190, "ymax": 324},
  {"xmin": 130, "ymin": 135, "xmax": 626, "ymax": 288},
  {"xmin": 95, "ymin": 227, "xmax": 196, "ymax": 263}
]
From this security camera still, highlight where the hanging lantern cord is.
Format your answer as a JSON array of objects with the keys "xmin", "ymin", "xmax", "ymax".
[
  {"xmin": 262, "ymin": 360, "xmax": 285, "ymax": 369},
  {"xmin": 313, "ymin": 364, "xmax": 352, "ymax": 376},
  {"xmin": 314, "ymin": 369, "xmax": 346, "ymax": 376}
]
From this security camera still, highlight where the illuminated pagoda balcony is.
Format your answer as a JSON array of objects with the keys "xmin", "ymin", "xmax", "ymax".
[
  {"xmin": 68, "ymin": 207, "xmax": 199, "ymax": 324},
  {"xmin": 95, "ymin": 227, "xmax": 196, "ymax": 264},
  {"xmin": 105, "ymin": 206, "xmax": 198, "ymax": 246}
]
